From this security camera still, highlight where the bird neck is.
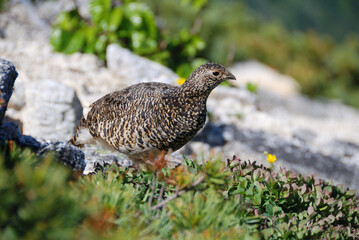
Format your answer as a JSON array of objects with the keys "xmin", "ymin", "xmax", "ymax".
[{"xmin": 178, "ymin": 81, "xmax": 212, "ymax": 100}]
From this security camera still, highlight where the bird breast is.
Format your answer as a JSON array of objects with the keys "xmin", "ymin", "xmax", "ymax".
[{"xmin": 149, "ymin": 97, "xmax": 207, "ymax": 151}]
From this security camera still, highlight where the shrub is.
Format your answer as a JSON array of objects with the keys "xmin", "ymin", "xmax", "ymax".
[
  {"xmin": 226, "ymin": 157, "xmax": 359, "ymax": 239},
  {"xmin": 0, "ymin": 144, "xmax": 89, "ymax": 239},
  {"xmin": 50, "ymin": 0, "xmax": 207, "ymax": 77},
  {"xmin": 1, "ymin": 142, "xmax": 358, "ymax": 239}
]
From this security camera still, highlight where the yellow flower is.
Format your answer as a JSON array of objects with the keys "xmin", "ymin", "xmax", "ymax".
[
  {"xmin": 267, "ymin": 154, "xmax": 277, "ymax": 164},
  {"xmin": 176, "ymin": 77, "xmax": 186, "ymax": 85}
]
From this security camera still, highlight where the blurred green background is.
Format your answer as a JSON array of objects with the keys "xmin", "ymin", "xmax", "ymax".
[{"xmin": 48, "ymin": 0, "xmax": 359, "ymax": 107}]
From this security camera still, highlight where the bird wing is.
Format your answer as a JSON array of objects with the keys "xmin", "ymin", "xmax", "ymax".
[
  {"xmin": 85, "ymin": 83, "xmax": 178, "ymax": 154},
  {"xmin": 84, "ymin": 86, "xmax": 157, "ymax": 154},
  {"xmin": 86, "ymin": 90, "xmax": 132, "ymax": 136}
]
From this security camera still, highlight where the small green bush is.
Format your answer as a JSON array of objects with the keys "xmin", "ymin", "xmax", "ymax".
[
  {"xmin": 226, "ymin": 158, "xmax": 359, "ymax": 239},
  {"xmin": 0, "ymin": 144, "xmax": 89, "ymax": 239},
  {"xmin": 50, "ymin": 0, "xmax": 207, "ymax": 77},
  {"xmin": 1, "ymin": 143, "xmax": 358, "ymax": 239}
]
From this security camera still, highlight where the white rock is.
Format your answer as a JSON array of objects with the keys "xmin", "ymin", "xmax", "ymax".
[
  {"xmin": 230, "ymin": 60, "xmax": 300, "ymax": 98},
  {"xmin": 106, "ymin": 44, "xmax": 179, "ymax": 85},
  {"xmin": 0, "ymin": 40, "xmax": 128, "ymax": 109},
  {"xmin": 22, "ymin": 79, "xmax": 82, "ymax": 141}
]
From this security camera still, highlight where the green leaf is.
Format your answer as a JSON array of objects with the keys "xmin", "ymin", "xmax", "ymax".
[
  {"xmin": 253, "ymin": 193, "xmax": 262, "ymax": 205},
  {"xmin": 130, "ymin": 31, "xmax": 146, "ymax": 50},
  {"xmin": 272, "ymin": 206, "xmax": 283, "ymax": 215},
  {"xmin": 246, "ymin": 82, "xmax": 258, "ymax": 93},
  {"xmin": 281, "ymin": 190, "xmax": 290, "ymax": 198},
  {"xmin": 56, "ymin": 10, "xmax": 80, "ymax": 31},
  {"xmin": 141, "ymin": 8, "xmax": 157, "ymax": 38},
  {"xmin": 109, "ymin": 7, "xmax": 123, "ymax": 31},
  {"xmin": 90, "ymin": 0, "xmax": 111, "ymax": 24},
  {"xmin": 265, "ymin": 203, "xmax": 274, "ymax": 216},
  {"xmin": 64, "ymin": 30, "xmax": 86, "ymax": 54},
  {"xmin": 209, "ymin": 177, "xmax": 225, "ymax": 185},
  {"xmin": 50, "ymin": 29, "xmax": 64, "ymax": 51},
  {"xmin": 307, "ymin": 206, "xmax": 315, "ymax": 217},
  {"xmin": 244, "ymin": 216, "xmax": 261, "ymax": 225},
  {"xmin": 95, "ymin": 35, "xmax": 108, "ymax": 58},
  {"xmin": 311, "ymin": 226, "xmax": 321, "ymax": 234},
  {"xmin": 83, "ymin": 26, "xmax": 98, "ymax": 53}
]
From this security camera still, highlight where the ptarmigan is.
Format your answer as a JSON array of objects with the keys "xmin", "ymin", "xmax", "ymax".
[{"xmin": 69, "ymin": 63, "xmax": 236, "ymax": 163}]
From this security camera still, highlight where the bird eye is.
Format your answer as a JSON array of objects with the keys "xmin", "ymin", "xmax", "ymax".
[{"xmin": 212, "ymin": 71, "xmax": 219, "ymax": 76}]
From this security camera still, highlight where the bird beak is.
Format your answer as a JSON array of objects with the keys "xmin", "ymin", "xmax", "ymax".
[{"xmin": 225, "ymin": 72, "xmax": 236, "ymax": 81}]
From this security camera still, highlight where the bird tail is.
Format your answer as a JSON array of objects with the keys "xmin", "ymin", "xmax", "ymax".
[{"xmin": 68, "ymin": 116, "xmax": 87, "ymax": 147}]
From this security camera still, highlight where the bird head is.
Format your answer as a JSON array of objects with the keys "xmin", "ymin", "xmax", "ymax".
[{"xmin": 182, "ymin": 63, "xmax": 236, "ymax": 95}]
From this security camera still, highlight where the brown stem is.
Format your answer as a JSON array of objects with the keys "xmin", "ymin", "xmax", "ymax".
[
  {"xmin": 151, "ymin": 175, "xmax": 205, "ymax": 210},
  {"xmin": 155, "ymin": 183, "xmax": 166, "ymax": 217},
  {"xmin": 148, "ymin": 172, "xmax": 157, "ymax": 206}
]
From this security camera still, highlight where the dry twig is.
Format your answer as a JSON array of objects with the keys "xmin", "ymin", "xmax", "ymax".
[
  {"xmin": 151, "ymin": 175, "xmax": 205, "ymax": 210},
  {"xmin": 148, "ymin": 173, "xmax": 157, "ymax": 206}
]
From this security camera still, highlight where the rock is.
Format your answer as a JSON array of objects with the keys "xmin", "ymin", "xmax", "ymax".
[
  {"xmin": 81, "ymin": 145, "xmax": 132, "ymax": 175},
  {"xmin": 0, "ymin": 38, "xmax": 124, "ymax": 109},
  {"xmin": 0, "ymin": 58, "xmax": 18, "ymax": 124},
  {"xmin": 0, "ymin": 29, "xmax": 5, "ymax": 39},
  {"xmin": 7, "ymin": 78, "xmax": 26, "ymax": 111},
  {"xmin": 230, "ymin": 60, "xmax": 300, "ymax": 98},
  {"xmin": 191, "ymin": 123, "xmax": 226, "ymax": 147},
  {"xmin": 0, "ymin": 122, "xmax": 39, "ymax": 150},
  {"xmin": 37, "ymin": 141, "xmax": 86, "ymax": 171},
  {"xmin": 106, "ymin": 44, "xmax": 178, "ymax": 85},
  {"xmin": 0, "ymin": 114, "xmax": 86, "ymax": 172},
  {"xmin": 292, "ymin": 128, "xmax": 317, "ymax": 144},
  {"xmin": 22, "ymin": 79, "xmax": 82, "ymax": 141},
  {"xmin": 0, "ymin": 123, "xmax": 86, "ymax": 171},
  {"xmin": 0, "ymin": 58, "xmax": 86, "ymax": 171},
  {"xmin": 207, "ymin": 86, "xmax": 256, "ymax": 124}
]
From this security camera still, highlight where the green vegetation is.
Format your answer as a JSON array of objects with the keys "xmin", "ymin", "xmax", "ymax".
[
  {"xmin": 0, "ymin": 0, "xmax": 7, "ymax": 11},
  {"xmin": 50, "ymin": 0, "xmax": 207, "ymax": 77},
  {"xmin": 246, "ymin": 82, "xmax": 258, "ymax": 94},
  {"xmin": 50, "ymin": 0, "xmax": 359, "ymax": 108},
  {"xmin": 1, "ymin": 143, "xmax": 358, "ymax": 239},
  {"xmin": 239, "ymin": 0, "xmax": 359, "ymax": 41}
]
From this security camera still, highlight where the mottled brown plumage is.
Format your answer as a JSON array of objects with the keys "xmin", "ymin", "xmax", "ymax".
[{"xmin": 69, "ymin": 63, "xmax": 236, "ymax": 163}]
